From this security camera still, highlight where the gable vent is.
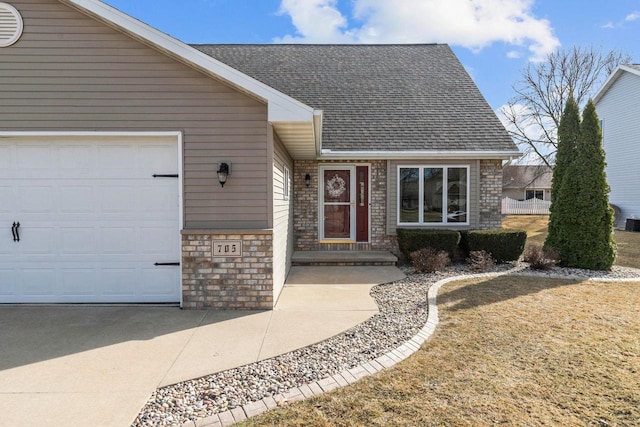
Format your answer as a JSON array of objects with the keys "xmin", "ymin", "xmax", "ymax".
[{"xmin": 0, "ymin": 2, "xmax": 23, "ymax": 47}]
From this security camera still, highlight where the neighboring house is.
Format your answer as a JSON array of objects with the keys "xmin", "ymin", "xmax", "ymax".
[
  {"xmin": 0, "ymin": 0, "xmax": 519, "ymax": 309},
  {"xmin": 502, "ymin": 165, "xmax": 553, "ymax": 201},
  {"xmin": 594, "ymin": 64, "xmax": 640, "ymax": 229}
]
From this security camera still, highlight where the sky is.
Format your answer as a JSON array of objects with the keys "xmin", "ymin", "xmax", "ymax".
[{"xmin": 102, "ymin": 0, "xmax": 640, "ymax": 112}]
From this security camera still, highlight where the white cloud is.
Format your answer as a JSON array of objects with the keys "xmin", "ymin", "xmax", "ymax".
[
  {"xmin": 601, "ymin": 21, "xmax": 616, "ymax": 29},
  {"xmin": 507, "ymin": 50, "xmax": 523, "ymax": 59},
  {"xmin": 625, "ymin": 11, "xmax": 640, "ymax": 21},
  {"xmin": 275, "ymin": 0, "xmax": 560, "ymax": 61}
]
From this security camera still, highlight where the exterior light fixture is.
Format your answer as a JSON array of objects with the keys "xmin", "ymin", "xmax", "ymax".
[
  {"xmin": 217, "ymin": 162, "xmax": 230, "ymax": 187},
  {"xmin": 305, "ymin": 173, "xmax": 311, "ymax": 188}
]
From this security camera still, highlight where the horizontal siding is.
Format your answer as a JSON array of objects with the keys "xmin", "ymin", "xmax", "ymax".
[
  {"xmin": 1, "ymin": 0, "xmax": 269, "ymax": 229},
  {"xmin": 272, "ymin": 133, "xmax": 294, "ymax": 299},
  {"xmin": 596, "ymin": 72, "xmax": 640, "ymax": 220},
  {"xmin": 387, "ymin": 159, "xmax": 480, "ymax": 234}
]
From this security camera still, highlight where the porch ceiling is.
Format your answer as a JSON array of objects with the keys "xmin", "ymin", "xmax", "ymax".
[{"xmin": 273, "ymin": 121, "xmax": 318, "ymax": 160}]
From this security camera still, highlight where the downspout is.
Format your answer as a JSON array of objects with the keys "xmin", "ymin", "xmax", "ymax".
[{"xmin": 313, "ymin": 110, "xmax": 323, "ymax": 158}]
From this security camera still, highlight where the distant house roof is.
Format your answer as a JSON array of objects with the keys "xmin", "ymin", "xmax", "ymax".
[
  {"xmin": 594, "ymin": 64, "xmax": 640, "ymax": 104},
  {"xmin": 194, "ymin": 44, "xmax": 518, "ymax": 156},
  {"xmin": 502, "ymin": 165, "xmax": 553, "ymax": 189}
]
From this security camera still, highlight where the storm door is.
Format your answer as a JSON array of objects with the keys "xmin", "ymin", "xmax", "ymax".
[{"xmin": 320, "ymin": 167, "xmax": 355, "ymax": 240}]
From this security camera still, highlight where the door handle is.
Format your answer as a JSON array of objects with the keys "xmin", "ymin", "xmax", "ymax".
[{"xmin": 11, "ymin": 222, "xmax": 20, "ymax": 242}]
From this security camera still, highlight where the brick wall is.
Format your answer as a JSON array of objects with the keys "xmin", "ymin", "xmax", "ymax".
[
  {"xmin": 293, "ymin": 160, "xmax": 397, "ymax": 253},
  {"xmin": 478, "ymin": 159, "xmax": 503, "ymax": 229},
  {"xmin": 181, "ymin": 230, "xmax": 274, "ymax": 310}
]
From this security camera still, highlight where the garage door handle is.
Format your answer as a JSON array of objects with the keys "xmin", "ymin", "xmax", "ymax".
[
  {"xmin": 154, "ymin": 262, "xmax": 180, "ymax": 266},
  {"xmin": 12, "ymin": 222, "xmax": 20, "ymax": 242}
]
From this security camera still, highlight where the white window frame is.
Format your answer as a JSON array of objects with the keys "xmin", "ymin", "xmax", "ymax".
[
  {"xmin": 397, "ymin": 165, "xmax": 470, "ymax": 226},
  {"xmin": 525, "ymin": 189, "xmax": 544, "ymax": 200}
]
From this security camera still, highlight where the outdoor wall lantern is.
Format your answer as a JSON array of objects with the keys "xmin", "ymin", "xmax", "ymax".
[
  {"xmin": 217, "ymin": 162, "xmax": 230, "ymax": 187},
  {"xmin": 305, "ymin": 173, "xmax": 311, "ymax": 188}
]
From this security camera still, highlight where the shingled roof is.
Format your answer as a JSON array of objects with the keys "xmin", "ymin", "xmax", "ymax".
[{"xmin": 193, "ymin": 44, "xmax": 518, "ymax": 154}]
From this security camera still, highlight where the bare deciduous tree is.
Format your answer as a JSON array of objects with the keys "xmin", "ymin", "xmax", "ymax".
[{"xmin": 501, "ymin": 46, "xmax": 630, "ymax": 166}]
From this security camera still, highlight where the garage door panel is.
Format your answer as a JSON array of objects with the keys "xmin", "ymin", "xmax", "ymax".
[
  {"xmin": 19, "ymin": 226, "xmax": 56, "ymax": 255},
  {"xmin": 100, "ymin": 269, "xmax": 138, "ymax": 297},
  {"xmin": 59, "ymin": 268, "xmax": 96, "ymax": 296},
  {"xmin": 0, "ymin": 186, "xmax": 12, "ymax": 212},
  {"xmin": 138, "ymin": 226, "xmax": 179, "ymax": 255},
  {"xmin": 0, "ymin": 145, "xmax": 12, "ymax": 176},
  {"xmin": 97, "ymin": 145, "xmax": 136, "ymax": 177},
  {"xmin": 139, "ymin": 144, "xmax": 178, "ymax": 175},
  {"xmin": 16, "ymin": 145, "xmax": 54, "ymax": 174},
  {"xmin": 100, "ymin": 186, "xmax": 138, "ymax": 213},
  {"xmin": 100, "ymin": 227, "xmax": 136, "ymax": 254},
  {"xmin": 61, "ymin": 227, "xmax": 96, "ymax": 254},
  {"xmin": 60, "ymin": 186, "xmax": 95, "ymax": 213},
  {"xmin": 0, "ymin": 136, "xmax": 181, "ymax": 304},
  {"xmin": 142, "ymin": 267, "xmax": 180, "ymax": 297},
  {"xmin": 19, "ymin": 186, "xmax": 55, "ymax": 213},
  {"xmin": 57, "ymin": 144, "xmax": 93, "ymax": 177},
  {"xmin": 21, "ymin": 268, "xmax": 57, "ymax": 296},
  {"xmin": 138, "ymin": 184, "xmax": 178, "ymax": 215},
  {"xmin": 0, "ymin": 269, "xmax": 17, "ymax": 295}
]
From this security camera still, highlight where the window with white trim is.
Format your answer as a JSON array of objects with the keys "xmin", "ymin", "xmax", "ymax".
[
  {"xmin": 525, "ymin": 189, "xmax": 544, "ymax": 200},
  {"xmin": 398, "ymin": 166, "xmax": 469, "ymax": 225},
  {"xmin": 283, "ymin": 166, "xmax": 290, "ymax": 200}
]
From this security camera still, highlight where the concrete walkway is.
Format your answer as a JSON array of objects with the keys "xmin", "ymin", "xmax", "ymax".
[{"xmin": 0, "ymin": 265, "xmax": 404, "ymax": 427}]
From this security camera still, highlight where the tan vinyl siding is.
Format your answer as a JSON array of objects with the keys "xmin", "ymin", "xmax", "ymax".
[
  {"xmin": 387, "ymin": 159, "xmax": 480, "ymax": 234},
  {"xmin": 0, "ymin": 0, "xmax": 269, "ymax": 229},
  {"xmin": 272, "ymin": 132, "xmax": 294, "ymax": 299}
]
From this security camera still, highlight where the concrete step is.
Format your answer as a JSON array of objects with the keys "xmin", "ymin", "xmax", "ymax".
[{"xmin": 291, "ymin": 250, "xmax": 397, "ymax": 266}]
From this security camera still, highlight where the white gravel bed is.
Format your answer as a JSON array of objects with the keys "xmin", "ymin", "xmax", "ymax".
[{"xmin": 132, "ymin": 262, "xmax": 640, "ymax": 426}]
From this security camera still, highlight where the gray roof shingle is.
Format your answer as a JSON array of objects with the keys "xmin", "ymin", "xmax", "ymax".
[{"xmin": 193, "ymin": 44, "xmax": 517, "ymax": 153}]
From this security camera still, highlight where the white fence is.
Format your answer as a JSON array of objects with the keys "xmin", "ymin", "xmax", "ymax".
[{"xmin": 502, "ymin": 197, "xmax": 551, "ymax": 215}]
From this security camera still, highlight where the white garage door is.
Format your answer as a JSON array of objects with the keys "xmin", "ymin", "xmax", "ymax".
[{"xmin": 0, "ymin": 135, "xmax": 181, "ymax": 303}]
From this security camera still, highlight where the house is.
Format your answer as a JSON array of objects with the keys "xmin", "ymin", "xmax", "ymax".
[
  {"xmin": 502, "ymin": 165, "xmax": 553, "ymax": 201},
  {"xmin": 0, "ymin": 0, "xmax": 519, "ymax": 309},
  {"xmin": 594, "ymin": 64, "xmax": 640, "ymax": 229}
]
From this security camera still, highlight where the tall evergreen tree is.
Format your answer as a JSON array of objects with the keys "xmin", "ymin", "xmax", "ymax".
[
  {"xmin": 545, "ymin": 96, "xmax": 580, "ymax": 255},
  {"xmin": 561, "ymin": 100, "xmax": 616, "ymax": 269}
]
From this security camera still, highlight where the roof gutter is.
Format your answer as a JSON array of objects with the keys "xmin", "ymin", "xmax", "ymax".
[{"xmin": 319, "ymin": 149, "xmax": 522, "ymax": 160}]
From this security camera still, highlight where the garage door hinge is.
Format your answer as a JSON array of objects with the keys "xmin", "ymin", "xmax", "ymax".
[
  {"xmin": 152, "ymin": 174, "xmax": 179, "ymax": 178},
  {"xmin": 154, "ymin": 262, "xmax": 180, "ymax": 266}
]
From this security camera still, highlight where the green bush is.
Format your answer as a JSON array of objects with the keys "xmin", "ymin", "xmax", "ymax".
[
  {"xmin": 467, "ymin": 229, "xmax": 527, "ymax": 263},
  {"xmin": 396, "ymin": 229, "xmax": 461, "ymax": 260}
]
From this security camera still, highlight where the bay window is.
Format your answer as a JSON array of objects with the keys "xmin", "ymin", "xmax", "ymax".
[{"xmin": 398, "ymin": 165, "xmax": 469, "ymax": 225}]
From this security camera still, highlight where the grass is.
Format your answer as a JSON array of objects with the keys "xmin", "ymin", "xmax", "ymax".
[
  {"xmin": 503, "ymin": 215, "xmax": 640, "ymax": 269},
  {"xmin": 241, "ymin": 276, "xmax": 640, "ymax": 426}
]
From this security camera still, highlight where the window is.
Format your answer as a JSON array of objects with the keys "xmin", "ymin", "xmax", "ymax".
[
  {"xmin": 525, "ymin": 189, "xmax": 544, "ymax": 200},
  {"xmin": 283, "ymin": 166, "xmax": 290, "ymax": 200},
  {"xmin": 398, "ymin": 166, "xmax": 469, "ymax": 225}
]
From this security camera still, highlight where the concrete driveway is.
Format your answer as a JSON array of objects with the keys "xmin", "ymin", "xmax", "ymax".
[{"xmin": 0, "ymin": 266, "xmax": 404, "ymax": 427}]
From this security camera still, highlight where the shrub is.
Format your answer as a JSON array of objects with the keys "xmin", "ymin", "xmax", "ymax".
[
  {"xmin": 397, "ymin": 229, "xmax": 461, "ymax": 261},
  {"xmin": 467, "ymin": 250, "xmax": 495, "ymax": 272},
  {"xmin": 523, "ymin": 244, "xmax": 559, "ymax": 270},
  {"xmin": 467, "ymin": 229, "xmax": 527, "ymax": 263},
  {"xmin": 410, "ymin": 248, "xmax": 451, "ymax": 273}
]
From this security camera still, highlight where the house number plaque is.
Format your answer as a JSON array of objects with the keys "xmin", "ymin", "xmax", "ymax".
[{"xmin": 213, "ymin": 240, "xmax": 242, "ymax": 257}]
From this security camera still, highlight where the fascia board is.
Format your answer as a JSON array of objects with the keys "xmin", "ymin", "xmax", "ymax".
[
  {"xmin": 59, "ymin": 0, "xmax": 315, "ymax": 123},
  {"xmin": 594, "ymin": 65, "xmax": 640, "ymax": 105},
  {"xmin": 319, "ymin": 149, "xmax": 522, "ymax": 160}
]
